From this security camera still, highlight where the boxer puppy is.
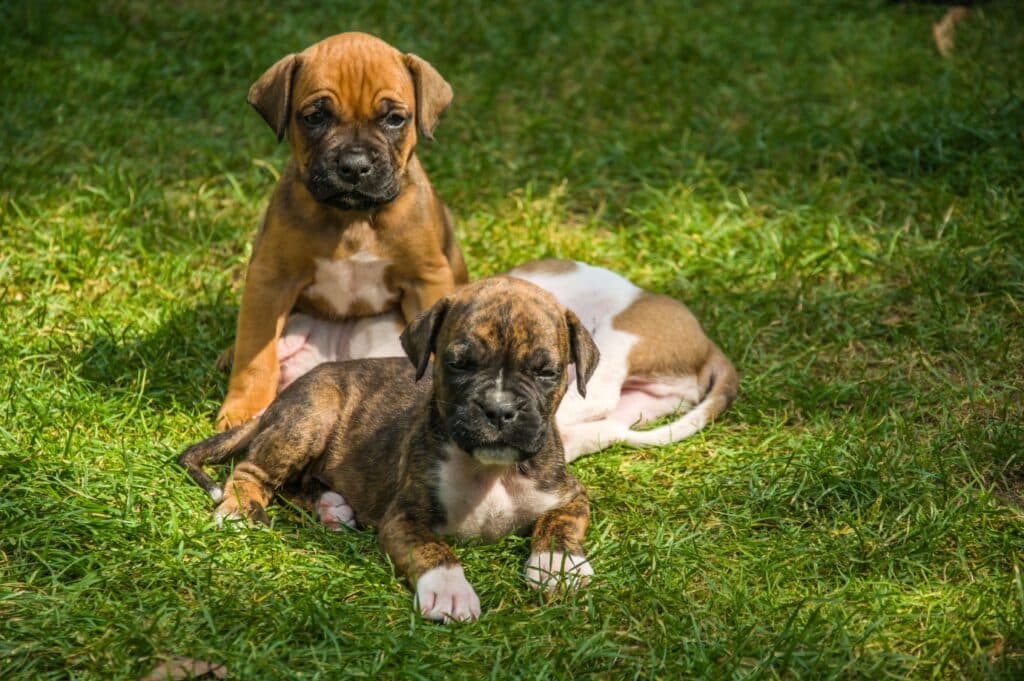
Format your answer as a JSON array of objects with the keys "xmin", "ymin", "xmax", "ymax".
[
  {"xmin": 270, "ymin": 260, "xmax": 737, "ymax": 461},
  {"xmin": 217, "ymin": 32, "xmax": 467, "ymax": 430},
  {"xmin": 507, "ymin": 260, "xmax": 737, "ymax": 461},
  {"xmin": 178, "ymin": 277, "xmax": 600, "ymax": 623}
]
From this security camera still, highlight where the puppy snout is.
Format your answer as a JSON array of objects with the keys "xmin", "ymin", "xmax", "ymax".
[
  {"xmin": 475, "ymin": 396, "xmax": 518, "ymax": 429},
  {"xmin": 337, "ymin": 149, "xmax": 373, "ymax": 183}
]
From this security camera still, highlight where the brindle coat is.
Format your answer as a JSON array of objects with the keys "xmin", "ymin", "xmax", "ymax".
[{"xmin": 179, "ymin": 278, "xmax": 599, "ymax": 617}]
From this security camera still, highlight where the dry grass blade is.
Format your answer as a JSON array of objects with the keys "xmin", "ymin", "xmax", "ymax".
[
  {"xmin": 139, "ymin": 656, "xmax": 227, "ymax": 681},
  {"xmin": 933, "ymin": 6, "xmax": 971, "ymax": 57}
]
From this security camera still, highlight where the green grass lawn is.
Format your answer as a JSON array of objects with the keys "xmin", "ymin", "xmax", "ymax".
[{"xmin": 2, "ymin": 0, "xmax": 1023, "ymax": 678}]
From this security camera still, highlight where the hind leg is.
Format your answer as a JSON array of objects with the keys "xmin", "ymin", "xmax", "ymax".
[
  {"xmin": 278, "ymin": 477, "xmax": 357, "ymax": 531},
  {"xmin": 317, "ymin": 491, "xmax": 356, "ymax": 531},
  {"xmin": 560, "ymin": 377, "xmax": 703, "ymax": 461},
  {"xmin": 560, "ymin": 419, "xmax": 628, "ymax": 462},
  {"xmin": 214, "ymin": 412, "xmax": 336, "ymax": 525},
  {"xmin": 607, "ymin": 377, "xmax": 700, "ymax": 426}
]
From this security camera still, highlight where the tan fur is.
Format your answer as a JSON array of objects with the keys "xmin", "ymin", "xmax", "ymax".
[
  {"xmin": 217, "ymin": 32, "xmax": 466, "ymax": 430},
  {"xmin": 614, "ymin": 291, "xmax": 737, "ymax": 418}
]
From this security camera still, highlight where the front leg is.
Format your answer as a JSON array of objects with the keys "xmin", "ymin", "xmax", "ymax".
[
  {"xmin": 379, "ymin": 505, "xmax": 480, "ymax": 623},
  {"xmin": 399, "ymin": 260, "xmax": 457, "ymax": 323},
  {"xmin": 217, "ymin": 264, "xmax": 306, "ymax": 430},
  {"xmin": 525, "ymin": 481, "xmax": 593, "ymax": 592}
]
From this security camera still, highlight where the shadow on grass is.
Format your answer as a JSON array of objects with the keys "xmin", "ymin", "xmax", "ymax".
[{"xmin": 74, "ymin": 301, "xmax": 236, "ymax": 414}]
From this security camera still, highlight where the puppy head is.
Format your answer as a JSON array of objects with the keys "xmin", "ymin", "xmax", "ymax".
[
  {"xmin": 401, "ymin": 277, "xmax": 599, "ymax": 465},
  {"xmin": 248, "ymin": 32, "xmax": 452, "ymax": 211}
]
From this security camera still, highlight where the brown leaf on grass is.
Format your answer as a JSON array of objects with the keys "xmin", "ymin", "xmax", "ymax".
[
  {"xmin": 932, "ymin": 6, "xmax": 971, "ymax": 57},
  {"xmin": 139, "ymin": 656, "xmax": 227, "ymax": 680}
]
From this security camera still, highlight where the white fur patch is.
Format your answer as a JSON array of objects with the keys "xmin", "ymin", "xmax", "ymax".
[
  {"xmin": 302, "ymin": 251, "xmax": 398, "ymax": 317},
  {"xmin": 317, "ymin": 491, "xmax": 356, "ymax": 531},
  {"xmin": 509, "ymin": 261, "xmax": 641, "ymax": 417},
  {"xmin": 509, "ymin": 261, "xmax": 638, "ymax": 328},
  {"xmin": 524, "ymin": 551, "xmax": 594, "ymax": 592},
  {"xmin": 435, "ymin": 445, "xmax": 562, "ymax": 541},
  {"xmin": 209, "ymin": 487, "xmax": 224, "ymax": 503},
  {"xmin": 416, "ymin": 565, "xmax": 481, "ymax": 622}
]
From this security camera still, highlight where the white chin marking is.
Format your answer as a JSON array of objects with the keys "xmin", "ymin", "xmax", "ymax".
[
  {"xmin": 416, "ymin": 565, "xmax": 481, "ymax": 623},
  {"xmin": 472, "ymin": 447, "xmax": 520, "ymax": 466},
  {"xmin": 209, "ymin": 487, "xmax": 224, "ymax": 503},
  {"xmin": 317, "ymin": 491, "xmax": 356, "ymax": 531},
  {"xmin": 524, "ymin": 551, "xmax": 594, "ymax": 592}
]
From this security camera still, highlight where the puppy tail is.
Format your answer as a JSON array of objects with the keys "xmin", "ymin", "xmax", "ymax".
[
  {"xmin": 620, "ymin": 345, "xmax": 738, "ymax": 448},
  {"xmin": 177, "ymin": 418, "xmax": 261, "ymax": 503}
]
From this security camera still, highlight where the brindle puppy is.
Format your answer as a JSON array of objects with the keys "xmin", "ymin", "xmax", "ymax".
[{"xmin": 179, "ymin": 277, "xmax": 600, "ymax": 622}]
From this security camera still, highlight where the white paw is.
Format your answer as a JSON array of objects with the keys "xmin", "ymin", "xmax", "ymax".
[
  {"xmin": 524, "ymin": 551, "xmax": 593, "ymax": 592},
  {"xmin": 317, "ymin": 491, "xmax": 356, "ymax": 531},
  {"xmin": 209, "ymin": 486, "xmax": 224, "ymax": 503},
  {"xmin": 415, "ymin": 565, "xmax": 481, "ymax": 623}
]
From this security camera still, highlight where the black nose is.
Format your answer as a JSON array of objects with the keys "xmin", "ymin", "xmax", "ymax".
[
  {"xmin": 476, "ymin": 397, "xmax": 518, "ymax": 429},
  {"xmin": 337, "ymin": 150, "xmax": 373, "ymax": 183}
]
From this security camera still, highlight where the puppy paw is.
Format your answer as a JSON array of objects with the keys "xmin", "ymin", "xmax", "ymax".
[
  {"xmin": 215, "ymin": 400, "xmax": 262, "ymax": 431},
  {"xmin": 317, "ymin": 491, "xmax": 356, "ymax": 531},
  {"xmin": 415, "ymin": 565, "xmax": 481, "ymax": 623},
  {"xmin": 213, "ymin": 497, "xmax": 269, "ymax": 527},
  {"xmin": 524, "ymin": 551, "xmax": 593, "ymax": 592}
]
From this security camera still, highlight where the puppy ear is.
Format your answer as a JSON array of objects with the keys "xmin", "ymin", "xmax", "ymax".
[
  {"xmin": 404, "ymin": 54, "xmax": 453, "ymax": 141},
  {"xmin": 248, "ymin": 53, "xmax": 302, "ymax": 141},
  {"xmin": 566, "ymin": 310, "xmax": 600, "ymax": 398},
  {"xmin": 400, "ymin": 297, "xmax": 451, "ymax": 381}
]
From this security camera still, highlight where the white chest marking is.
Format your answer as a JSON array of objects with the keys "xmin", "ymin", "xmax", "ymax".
[
  {"xmin": 435, "ymin": 445, "xmax": 562, "ymax": 542},
  {"xmin": 303, "ymin": 251, "xmax": 398, "ymax": 316}
]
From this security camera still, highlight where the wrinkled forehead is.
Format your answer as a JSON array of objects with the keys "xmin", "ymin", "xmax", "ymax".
[
  {"xmin": 293, "ymin": 39, "xmax": 414, "ymax": 116},
  {"xmin": 446, "ymin": 286, "xmax": 566, "ymax": 355}
]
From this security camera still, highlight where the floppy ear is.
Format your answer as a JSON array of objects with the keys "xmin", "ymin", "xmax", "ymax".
[
  {"xmin": 400, "ymin": 297, "xmax": 451, "ymax": 381},
  {"xmin": 566, "ymin": 310, "xmax": 600, "ymax": 398},
  {"xmin": 248, "ymin": 53, "xmax": 302, "ymax": 141},
  {"xmin": 403, "ymin": 54, "xmax": 453, "ymax": 141}
]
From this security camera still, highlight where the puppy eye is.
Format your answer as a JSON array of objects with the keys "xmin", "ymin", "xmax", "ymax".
[
  {"xmin": 446, "ymin": 356, "xmax": 476, "ymax": 372},
  {"xmin": 382, "ymin": 111, "xmax": 407, "ymax": 129},
  {"xmin": 303, "ymin": 109, "xmax": 327, "ymax": 127},
  {"xmin": 532, "ymin": 365, "xmax": 559, "ymax": 380}
]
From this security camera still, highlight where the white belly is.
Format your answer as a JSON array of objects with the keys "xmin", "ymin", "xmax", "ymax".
[
  {"xmin": 303, "ymin": 251, "xmax": 399, "ymax": 317},
  {"xmin": 434, "ymin": 446, "xmax": 562, "ymax": 542}
]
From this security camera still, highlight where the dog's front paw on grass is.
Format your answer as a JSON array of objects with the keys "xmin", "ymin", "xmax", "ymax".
[
  {"xmin": 415, "ymin": 565, "xmax": 481, "ymax": 623},
  {"xmin": 524, "ymin": 551, "xmax": 593, "ymax": 592},
  {"xmin": 214, "ymin": 399, "xmax": 265, "ymax": 432}
]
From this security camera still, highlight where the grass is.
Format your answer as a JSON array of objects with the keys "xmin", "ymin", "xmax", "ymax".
[{"xmin": 1, "ymin": 0, "xmax": 1023, "ymax": 677}]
